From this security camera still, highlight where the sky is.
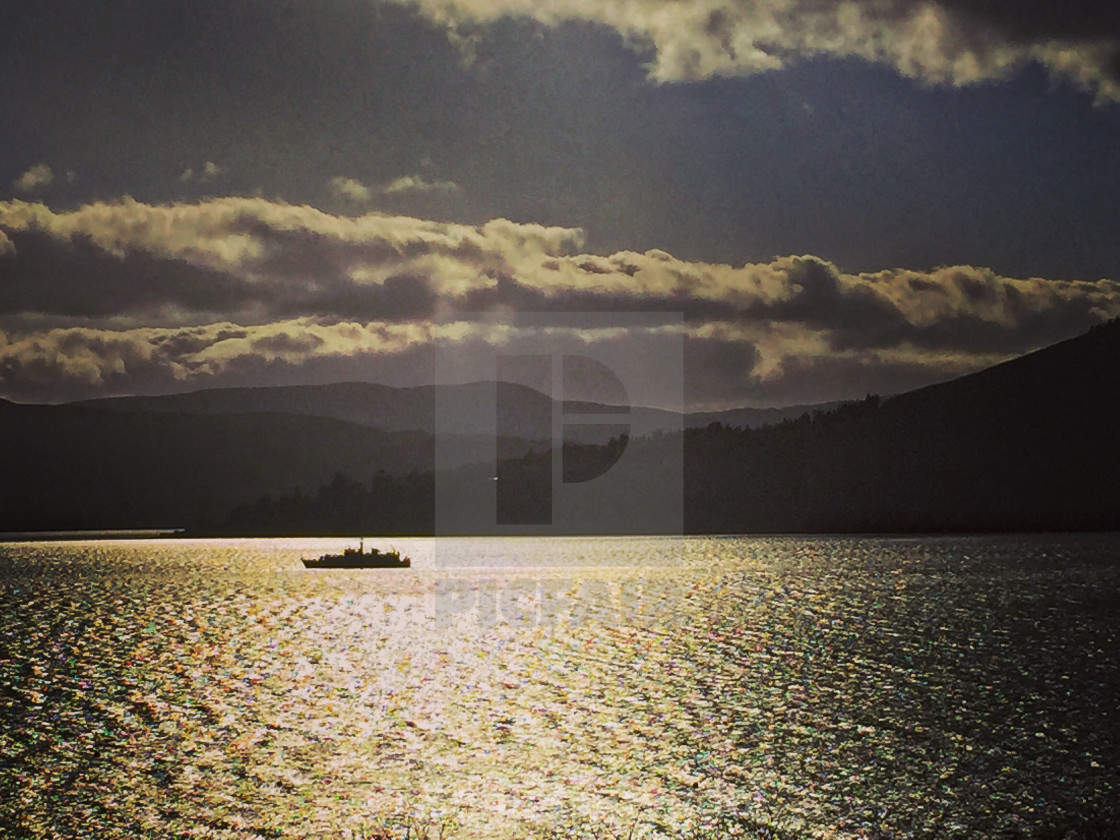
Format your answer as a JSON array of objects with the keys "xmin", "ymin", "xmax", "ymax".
[{"xmin": 1, "ymin": 0, "xmax": 1119, "ymax": 409}]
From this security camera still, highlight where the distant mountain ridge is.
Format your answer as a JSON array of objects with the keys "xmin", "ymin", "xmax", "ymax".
[
  {"xmin": 0, "ymin": 400, "xmax": 433, "ymax": 531},
  {"xmin": 4, "ymin": 379, "xmax": 834, "ymax": 532},
  {"xmin": 71, "ymin": 382, "xmax": 838, "ymax": 435}
]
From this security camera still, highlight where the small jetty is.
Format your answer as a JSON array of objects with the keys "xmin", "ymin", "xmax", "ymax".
[{"xmin": 302, "ymin": 538, "xmax": 410, "ymax": 569}]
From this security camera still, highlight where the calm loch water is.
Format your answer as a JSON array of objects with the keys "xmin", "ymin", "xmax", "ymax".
[{"xmin": 1, "ymin": 534, "xmax": 1118, "ymax": 838}]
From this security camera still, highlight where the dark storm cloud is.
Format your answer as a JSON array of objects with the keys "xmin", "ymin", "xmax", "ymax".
[
  {"xmin": 748, "ymin": 257, "xmax": 906, "ymax": 341},
  {"xmin": 684, "ymin": 336, "xmax": 762, "ymax": 405},
  {"xmin": 153, "ymin": 327, "xmax": 250, "ymax": 358},
  {"xmin": 266, "ymin": 273, "xmax": 439, "ymax": 323},
  {"xmin": 250, "ymin": 331, "xmax": 325, "ymax": 355},
  {"xmin": 0, "ymin": 229, "xmax": 253, "ymax": 320}
]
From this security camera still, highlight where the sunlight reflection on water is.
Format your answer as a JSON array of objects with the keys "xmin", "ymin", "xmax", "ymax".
[{"xmin": 1, "ymin": 535, "xmax": 1118, "ymax": 838}]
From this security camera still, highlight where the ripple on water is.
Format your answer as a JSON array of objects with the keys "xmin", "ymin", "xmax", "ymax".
[{"xmin": 1, "ymin": 535, "xmax": 1118, "ymax": 838}]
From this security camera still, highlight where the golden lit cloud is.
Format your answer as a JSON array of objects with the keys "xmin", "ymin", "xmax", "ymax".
[
  {"xmin": 329, "ymin": 176, "xmax": 373, "ymax": 203},
  {"xmin": 380, "ymin": 174, "xmax": 460, "ymax": 195},
  {"xmin": 3, "ymin": 198, "xmax": 1117, "ymax": 344},
  {"xmin": 13, "ymin": 164, "xmax": 55, "ymax": 194},
  {"xmin": 0, "ymin": 319, "xmax": 434, "ymax": 396},
  {"xmin": 3, "ymin": 195, "xmax": 1119, "ymax": 404},
  {"xmin": 180, "ymin": 161, "xmax": 224, "ymax": 184},
  {"xmin": 393, "ymin": 0, "xmax": 1120, "ymax": 101}
]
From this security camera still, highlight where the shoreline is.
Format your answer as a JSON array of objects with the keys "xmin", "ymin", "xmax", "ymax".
[{"xmin": 3, "ymin": 527, "xmax": 1119, "ymax": 543}]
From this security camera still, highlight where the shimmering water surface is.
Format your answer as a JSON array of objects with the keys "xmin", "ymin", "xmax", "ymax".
[{"xmin": 2, "ymin": 535, "xmax": 1118, "ymax": 838}]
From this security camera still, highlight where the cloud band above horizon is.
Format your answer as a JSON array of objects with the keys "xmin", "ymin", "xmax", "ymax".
[{"xmin": 1, "ymin": 196, "xmax": 1118, "ymax": 407}]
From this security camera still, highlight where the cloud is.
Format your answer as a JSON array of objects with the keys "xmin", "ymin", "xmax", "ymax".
[
  {"xmin": 329, "ymin": 176, "xmax": 373, "ymax": 203},
  {"xmin": 0, "ymin": 311, "xmax": 969, "ymax": 406},
  {"xmin": 0, "ymin": 225, "xmax": 256, "ymax": 323},
  {"xmin": 0, "ymin": 197, "xmax": 585, "ymax": 322},
  {"xmin": 13, "ymin": 164, "xmax": 55, "ymax": 194},
  {"xmin": 678, "ymin": 317, "xmax": 1014, "ymax": 406},
  {"xmin": 380, "ymin": 174, "xmax": 460, "ymax": 195},
  {"xmin": 181, "ymin": 161, "xmax": 224, "ymax": 183},
  {"xmin": 684, "ymin": 334, "xmax": 761, "ymax": 405},
  {"xmin": 3, "ymin": 197, "xmax": 1116, "ymax": 345},
  {"xmin": 330, "ymin": 174, "xmax": 459, "ymax": 204},
  {"xmin": 0, "ymin": 318, "xmax": 434, "ymax": 403},
  {"xmin": 2, "ymin": 195, "xmax": 1119, "ymax": 405},
  {"xmin": 503, "ymin": 249, "xmax": 1120, "ymax": 354},
  {"xmin": 394, "ymin": 0, "xmax": 1120, "ymax": 101}
]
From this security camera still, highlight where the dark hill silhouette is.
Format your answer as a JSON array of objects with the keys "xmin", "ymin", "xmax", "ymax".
[
  {"xmin": 212, "ymin": 318, "xmax": 1120, "ymax": 536},
  {"xmin": 682, "ymin": 318, "xmax": 1120, "ymax": 533},
  {"xmin": 0, "ymin": 401, "xmax": 511, "ymax": 532}
]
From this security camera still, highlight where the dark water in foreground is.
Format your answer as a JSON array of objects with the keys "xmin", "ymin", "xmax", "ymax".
[{"xmin": 1, "ymin": 534, "xmax": 1118, "ymax": 838}]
